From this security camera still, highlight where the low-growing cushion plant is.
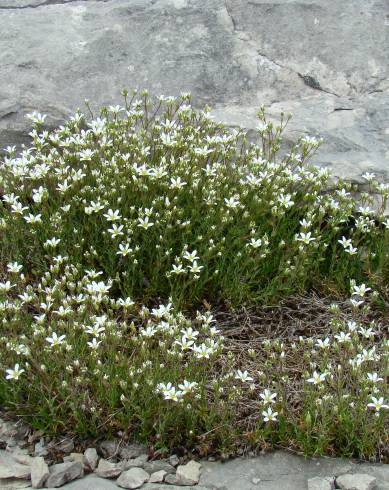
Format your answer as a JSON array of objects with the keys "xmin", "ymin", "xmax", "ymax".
[{"xmin": 0, "ymin": 90, "xmax": 388, "ymax": 460}]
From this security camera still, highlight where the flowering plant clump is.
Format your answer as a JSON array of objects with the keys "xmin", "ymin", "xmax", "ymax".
[
  {"xmin": 0, "ymin": 91, "xmax": 388, "ymax": 306},
  {"xmin": 0, "ymin": 90, "xmax": 388, "ymax": 458}
]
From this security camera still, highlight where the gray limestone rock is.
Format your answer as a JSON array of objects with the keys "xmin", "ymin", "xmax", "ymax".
[
  {"xmin": 336, "ymin": 473, "xmax": 377, "ymax": 490},
  {"xmin": 31, "ymin": 456, "xmax": 50, "ymax": 489},
  {"xmin": 175, "ymin": 460, "xmax": 201, "ymax": 485},
  {"xmin": 95, "ymin": 458, "xmax": 123, "ymax": 478},
  {"xmin": 148, "ymin": 469, "xmax": 167, "ymax": 483},
  {"xmin": 84, "ymin": 447, "xmax": 99, "ymax": 470},
  {"xmin": 143, "ymin": 460, "xmax": 175, "ymax": 475},
  {"xmin": 45, "ymin": 461, "xmax": 83, "ymax": 488},
  {"xmin": 0, "ymin": 450, "xmax": 30, "ymax": 479},
  {"xmin": 0, "ymin": 0, "xmax": 387, "ymax": 184},
  {"xmin": 116, "ymin": 467, "xmax": 150, "ymax": 489},
  {"xmin": 308, "ymin": 476, "xmax": 335, "ymax": 490}
]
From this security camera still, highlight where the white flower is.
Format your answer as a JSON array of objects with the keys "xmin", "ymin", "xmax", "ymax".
[
  {"xmin": 0, "ymin": 281, "xmax": 15, "ymax": 292},
  {"xmin": 334, "ymin": 332, "xmax": 351, "ymax": 343},
  {"xmin": 178, "ymin": 380, "xmax": 198, "ymax": 395},
  {"xmin": 352, "ymin": 283, "xmax": 371, "ymax": 297},
  {"xmin": 295, "ymin": 232, "xmax": 316, "ymax": 245},
  {"xmin": 262, "ymin": 407, "xmax": 278, "ymax": 422},
  {"xmin": 5, "ymin": 363, "xmax": 25, "ymax": 380},
  {"xmin": 259, "ymin": 389, "xmax": 277, "ymax": 404},
  {"xmin": 117, "ymin": 243, "xmax": 133, "ymax": 257},
  {"xmin": 188, "ymin": 261, "xmax": 203, "ymax": 274},
  {"xmin": 137, "ymin": 216, "xmax": 154, "ymax": 230},
  {"xmin": 338, "ymin": 236, "xmax": 352, "ymax": 249},
  {"xmin": 367, "ymin": 373, "xmax": 383, "ymax": 383},
  {"xmin": 103, "ymin": 209, "xmax": 122, "ymax": 222},
  {"xmin": 307, "ymin": 371, "xmax": 328, "ymax": 385},
  {"xmin": 26, "ymin": 112, "xmax": 47, "ymax": 124},
  {"xmin": 24, "ymin": 213, "xmax": 42, "ymax": 224},
  {"xmin": 367, "ymin": 396, "xmax": 389, "ymax": 412},
  {"xmin": 87, "ymin": 338, "xmax": 102, "ymax": 350},
  {"xmin": 44, "ymin": 237, "xmax": 61, "ymax": 248},
  {"xmin": 235, "ymin": 370, "xmax": 253, "ymax": 382},
  {"xmin": 108, "ymin": 224, "xmax": 124, "ymax": 239},
  {"xmin": 183, "ymin": 250, "xmax": 199, "ymax": 262},
  {"xmin": 315, "ymin": 338, "xmax": 330, "ymax": 349},
  {"xmin": 7, "ymin": 262, "xmax": 23, "ymax": 273},
  {"xmin": 46, "ymin": 332, "xmax": 66, "ymax": 347},
  {"xmin": 248, "ymin": 238, "xmax": 262, "ymax": 249}
]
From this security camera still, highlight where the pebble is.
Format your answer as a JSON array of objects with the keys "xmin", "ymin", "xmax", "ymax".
[
  {"xmin": 30, "ymin": 456, "xmax": 49, "ymax": 488},
  {"xmin": 119, "ymin": 443, "xmax": 148, "ymax": 460},
  {"xmin": 99, "ymin": 440, "xmax": 119, "ymax": 459},
  {"xmin": 175, "ymin": 460, "xmax": 201, "ymax": 485},
  {"xmin": 84, "ymin": 447, "xmax": 99, "ymax": 470},
  {"xmin": 116, "ymin": 467, "xmax": 150, "ymax": 489},
  {"xmin": 45, "ymin": 461, "xmax": 83, "ymax": 488},
  {"xmin": 143, "ymin": 460, "xmax": 175, "ymax": 475},
  {"xmin": 95, "ymin": 458, "xmax": 123, "ymax": 478},
  {"xmin": 0, "ymin": 450, "xmax": 30, "ymax": 479},
  {"xmin": 308, "ymin": 476, "xmax": 335, "ymax": 490},
  {"xmin": 148, "ymin": 469, "xmax": 167, "ymax": 483},
  {"xmin": 169, "ymin": 454, "xmax": 180, "ymax": 467},
  {"xmin": 336, "ymin": 473, "xmax": 377, "ymax": 490}
]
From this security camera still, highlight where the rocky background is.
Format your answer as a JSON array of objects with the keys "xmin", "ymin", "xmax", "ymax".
[{"xmin": 0, "ymin": 0, "xmax": 388, "ymax": 182}]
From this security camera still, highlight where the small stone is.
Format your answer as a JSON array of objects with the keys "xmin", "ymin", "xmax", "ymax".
[
  {"xmin": 175, "ymin": 460, "xmax": 201, "ymax": 485},
  {"xmin": 49, "ymin": 438, "xmax": 74, "ymax": 454},
  {"xmin": 119, "ymin": 444, "xmax": 148, "ymax": 460},
  {"xmin": 252, "ymin": 477, "xmax": 261, "ymax": 485},
  {"xmin": 120, "ymin": 455, "xmax": 148, "ymax": 470},
  {"xmin": 34, "ymin": 438, "xmax": 48, "ymax": 457},
  {"xmin": 308, "ymin": 476, "xmax": 335, "ymax": 490},
  {"xmin": 336, "ymin": 473, "xmax": 377, "ymax": 490},
  {"xmin": 84, "ymin": 447, "xmax": 99, "ymax": 470},
  {"xmin": 11, "ymin": 452, "xmax": 34, "ymax": 466},
  {"xmin": 143, "ymin": 460, "xmax": 175, "ymax": 475},
  {"xmin": 31, "ymin": 456, "xmax": 49, "ymax": 488},
  {"xmin": 149, "ymin": 469, "xmax": 167, "ymax": 483},
  {"xmin": 69, "ymin": 452, "xmax": 85, "ymax": 467},
  {"xmin": 99, "ymin": 440, "xmax": 119, "ymax": 459},
  {"xmin": 116, "ymin": 467, "xmax": 149, "ymax": 489},
  {"xmin": 95, "ymin": 458, "xmax": 123, "ymax": 478},
  {"xmin": 0, "ymin": 450, "xmax": 30, "ymax": 479},
  {"xmin": 169, "ymin": 454, "xmax": 180, "ymax": 467},
  {"xmin": 164, "ymin": 473, "xmax": 180, "ymax": 485},
  {"xmin": 45, "ymin": 461, "xmax": 83, "ymax": 488}
]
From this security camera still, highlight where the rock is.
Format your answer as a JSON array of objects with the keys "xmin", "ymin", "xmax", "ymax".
[
  {"xmin": 164, "ymin": 474, "xmax": 181, "ymax": 485},
  {"xmin": 0, "ymin": 450, "xmax": 30, "ymax": 479},
  {"xmin": 308, "ymin": 476, "xmax": 335, "ymax": 490},
  {"xmin": 0, "ymin": 480, "xmax": 31, "ymax": 489},
  {"xmin": 84, "ymin": 447, "xmax": 99, "ymax": 470},
  {"xmin": 175, "ymin": 460, "xmax": 201, "ymax": 485},
  {"xmin": 148, "ymin": 470, "xmax": 167, "ymax": 483},
  {"xmin": 143, "ymin": 460, "xmax": 175, "ymax": 475},
  {"xmin": 119, "ymin": 444, "xmax": 148, "ymax": 460},
  {"xmin": 120, "ymin": 455, "xmax": 148, "ymax": 471},
  {"xmin": 31, "ymin": 456, "xmax": 49, "ymax": 489},
  {"xmin": 46, "ymin": 474, "xmax": 121, "ymax": 489},
  {"xmin": 34, "ymin": 438, "xmax": 48, "ymax": 457},
  {"xmin": 49, "ymin": 438, "xmax": 74, "ymax": 454},
  {"xmin": 336, "ymin": 473, "xmax": 377, "ymax": 490},
  {"xmin": 11, "ymin": 452, "xmax": 34, "ymax": 466},
  {"xmin": 68, "ymin": 452, "xmax": 86, "ymax": 469},
  {"xmin": 116, "ymin": 467, "xmax": 150, "ymax": 489},
  {"xmin": 95, "ymin": 458, "xmax": 123, "ymax": 478},
  {"xmin": 169, "ymin": 454, "xmax": 180, "ymax": 467},
  {"xmin": 0, "ymin": 0, "xmax": 388, "ymax": 185},
  {"xmin": 45, "ymin": 461, "xmax": 83, "ymax": 488},
  {"xmin": 99, "ymin": 440, "xmax": 119, "ymax": 459}
]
